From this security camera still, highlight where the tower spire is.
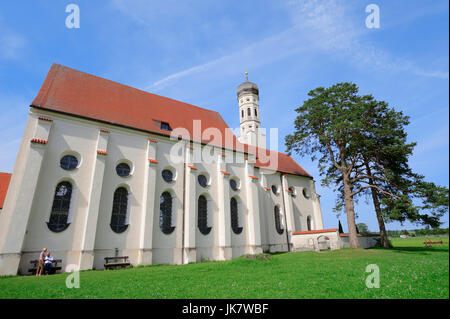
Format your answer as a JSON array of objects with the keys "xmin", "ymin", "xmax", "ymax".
[{"xmin": 245, "ymin": 71, "xmax": 248, "ymax": 82}]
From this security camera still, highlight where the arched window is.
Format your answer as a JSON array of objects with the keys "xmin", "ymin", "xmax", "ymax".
[
  {"xmin": 198, "ymin": 195, "xmax": 211, "ymax": 235},
  {"xmin": 110, "ymin": 187, "xmax": 129, "ymax": 233},
  {"xmin": 241, "ymin": 109, "xmax": 244, "ymax": 118},
  {"xmin": 274, "ymin": 206, "xmax": 284, "ymax": 235},
  {"xmin": 307, "ymin": 215, "xmax": 312, "ymax": 231},
  {"xmin": 160, "ymin": 192, "xmax": 175, "ymax": 234},
  {"xmin": 254, "ymin": 108, "xmax": 257, "ymax": 117},
  {"xmin": 48, "ymin": 181, "xmax": 73, "ymax": 232},
  {"xmin": 247, "ymin": 108, "xmax": 251, "ymax": 116},
  {"xmin": 230, "ymin": 197, "xmax": 242, "ymax": 235}
]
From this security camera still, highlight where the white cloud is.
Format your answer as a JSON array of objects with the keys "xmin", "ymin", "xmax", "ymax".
[
  {"xmin": 0, "ymin": 17, "xmax": 26, "ymax": 60},
  {"xmin": 141, "ymin": 0, "xmax": 448, "ymax": 92},
  {"xmin": 413, "ymin": 124, "xmax": 449, "ymax": 156}
]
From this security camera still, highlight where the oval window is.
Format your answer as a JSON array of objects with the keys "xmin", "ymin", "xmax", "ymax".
[
  {"xmin": 60, "ymin": 155, "xmax": 78, "ymax": 171},
  {"xmin": 303, "ymin": 188, "xmax": 311, "ymax": 199},
  {"xmin": 271, "ymin": 185, "xmax": 279, "ymax": 195},
  {"xmin": 116, "ymin": 163, "xmax": 131, "ymax": 177},
  {"xmin": 198, "ymin": 174, "xmax": 208, "ymax": 188},
  {"xmin": 162, "ymin": 169, "xmax": 174, "ymax": 183},
  {"xmin": 289, "ymin": 186, "xmax": 296, "ymax": 197},
  {"xmin": 230, "ymin": 179, "xmax": 239, "ymax": 191}
]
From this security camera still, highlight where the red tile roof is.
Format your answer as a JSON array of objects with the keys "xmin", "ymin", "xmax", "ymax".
[
  {"xmin": 252, "ymin": 146, "xmax": 312, "ymax": 178},
  {"xmin": 292, "ymin": 228, "xmax": 338, "ymax": 235},
  {"xmin": 31, "ymin": 63, "xmax": 311, "ymax": 178},
  {"xmin": 0, "ymin": 173, "xmax": 12, "ymax": 209}
]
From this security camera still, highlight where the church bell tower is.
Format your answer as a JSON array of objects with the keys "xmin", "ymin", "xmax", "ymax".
[{"xmin": 237, "ymin": 72, "xmax": 266, "ymax": 149}]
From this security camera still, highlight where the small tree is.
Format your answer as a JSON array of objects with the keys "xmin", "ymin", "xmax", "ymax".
[{"xmin": 356, "ymin": 222, "xmax": 369, "ymax": 234}]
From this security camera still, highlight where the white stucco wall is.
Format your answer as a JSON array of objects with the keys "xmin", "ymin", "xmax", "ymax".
[{"xmin": 0, "ymin": 108, "xmax": 325, "ymax": 275}]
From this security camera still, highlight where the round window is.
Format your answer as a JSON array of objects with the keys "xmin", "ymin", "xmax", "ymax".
[
  {"xmin": 60, "ymin": 155, "xmax": 78, "ymax": 170},
  {"xmin": 198, "ymin": 174, "xmax": 208, "ymax": 188},
  {"xmin": 289, "ymin": 186, "xmax": 296, "ymax": 197},
  {"xmin": 116, "ymin": 163, "xmax": 131, "ymax": 177},
  {"xmin": 230, "ymin": 179, "xmax": 239, "ymax": 191},
  {"xmin": 303, "ymin": 188, "xmax": 311, "ymax": 199},
  {"xmin": 271, "ymin": 185, "xmax": 279, "ymax": 195},
  {"xmin": 162, "ymin": 169, "xmax": 174, "ymax": 183}
]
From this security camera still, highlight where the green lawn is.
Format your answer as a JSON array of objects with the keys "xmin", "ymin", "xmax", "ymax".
[{"xmin": 0, "ymin": 236, "xmax": 448, "ymax": 299}]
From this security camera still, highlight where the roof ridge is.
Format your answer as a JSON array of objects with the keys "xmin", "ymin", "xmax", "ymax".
[{"xmin": 47, "ymin": 63, "xmax": 221, "ymax": 116}]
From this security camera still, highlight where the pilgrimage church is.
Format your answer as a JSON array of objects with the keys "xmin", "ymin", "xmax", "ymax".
[{"xmin": 0, "ymin": 64, "xmax": 362, "ymax": 276}]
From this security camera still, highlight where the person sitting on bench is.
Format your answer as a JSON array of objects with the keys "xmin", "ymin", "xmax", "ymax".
[{"xmin": 44, "ymin": 251, "xmax": 54, "ymax": 275}]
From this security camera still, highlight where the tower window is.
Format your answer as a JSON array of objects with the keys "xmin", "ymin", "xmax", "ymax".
[
  {"xmin": 247, "ymin": 108, "xmax": 251, "ymax": 116},
  {"xmin": 47, "ymin": 181, "xmax": 72, "ymax": 232},
  {"xmin": 241, "ymin": 109, "xmax": 244, "ymax": 118},
  {"xmin": 110, "ymin": 187, "xmax": 129, "ymax": 233},
  {"xmin": 254, "ymin": 109, "xmax": 257, "ymax": 117}
]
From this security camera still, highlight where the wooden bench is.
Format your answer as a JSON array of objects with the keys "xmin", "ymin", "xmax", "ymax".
[
  {"xmin": 423, "ymin": 241, "xmax": 446, "ymax": 247},
  {"xmin": 104, "ymin": 256, "xmax": 130, "ymax": 270},
  {"xmin": 28, "ymin": 259, "xmax": 62, "ymax": 275}
]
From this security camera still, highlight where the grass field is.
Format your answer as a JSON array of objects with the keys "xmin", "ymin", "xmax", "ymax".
[{"xmin": 0, "ymin": 236, "xmax": 448, "ymax": 299}]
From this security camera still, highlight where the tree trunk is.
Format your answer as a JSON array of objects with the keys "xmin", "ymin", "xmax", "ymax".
[
  {"xmin": 372, "ymin": 192, "xmax": 392, "ymax": 248},
  {"xmin": 365, "ymin": 164, "xmax": 392, "ymax": 248},
  {"xmin": 343, "ymin": 174, "xmax": 360, "ymax": 248}
]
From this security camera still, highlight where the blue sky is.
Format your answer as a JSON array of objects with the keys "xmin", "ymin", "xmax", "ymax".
[{"xmin": 0, "ymin": 0, "xmax": 448, "ymax": 231}]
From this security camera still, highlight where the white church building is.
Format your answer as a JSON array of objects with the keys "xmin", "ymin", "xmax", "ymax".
[{"xmin": 0, "ymin": 64, "xmax": 341, "ymax": 276}]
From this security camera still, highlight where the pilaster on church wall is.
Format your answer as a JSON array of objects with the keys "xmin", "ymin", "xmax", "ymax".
[
  {"xmin": 311, "ymin": 179, "xmax": 324, "ymax": 230},
  {"xmin": 243, "ymin": 156, "xmax": 262, "ymax": 251},
  {"xmin": 0, "ymin": 114, "xmax": 39, "ymax": 254},
  {"xmin": 281, "ymin": 174, "xmax": 295, "ymax": 243},
  {"xmin": 216, "ymin": 151, "xmax": 231, "ymax": 258}
]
